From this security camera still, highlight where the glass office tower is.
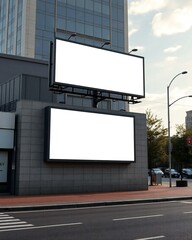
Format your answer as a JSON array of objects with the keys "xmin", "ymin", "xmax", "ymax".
[
  {"xmin": 0, "ymin": 0, "xmax": 128, "ymax": 60},
  {"xmin": 0, "ymin": 0, "xmax": 129, "ymax": 110}
]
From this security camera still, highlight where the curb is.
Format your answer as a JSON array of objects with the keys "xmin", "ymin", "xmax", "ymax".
[{"xmin": 1, "ymin": 196, "xmax": 192, "ymax": 212}]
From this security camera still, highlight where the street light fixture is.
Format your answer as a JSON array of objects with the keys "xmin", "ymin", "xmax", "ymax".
[
  {"xmin": 128, "ymin": 48, "xmax": 138, "ymax": 54},
  {"xmin": 101, "ymin": 41, "xmax": 111, "ymax": 48},
  {"xmin": 68, "ymin": 33, "xmax": 76, "ymax": 40},
  {"xmin": 167, "ymin": 71, "xmax": 188, "ymax": 188}
]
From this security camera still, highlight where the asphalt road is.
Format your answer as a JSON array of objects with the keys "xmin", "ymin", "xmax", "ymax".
[{"xmin": 0, "ymin": 200, "xmax": 192, "ymax": 240}]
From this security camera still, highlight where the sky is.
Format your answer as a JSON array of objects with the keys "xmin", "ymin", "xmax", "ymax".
[{"xmin": 128, "ymin": 0, "xmax": 192, "ymax": 135}]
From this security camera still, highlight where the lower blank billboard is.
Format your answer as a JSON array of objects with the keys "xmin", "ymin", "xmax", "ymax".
[{"xmin": 45, "ymin": 107, "xmax": 135, "ymax": 162}]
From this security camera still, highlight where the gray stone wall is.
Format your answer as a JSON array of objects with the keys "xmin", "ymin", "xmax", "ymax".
[{"xmin": 15, "ymin": 100, "xmax": 148, "ymax": 195}]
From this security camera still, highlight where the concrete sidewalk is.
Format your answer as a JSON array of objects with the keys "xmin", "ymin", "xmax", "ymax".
[{"xmin": 0, "ymin": 183, "xmax": 192, "ymax": 211}]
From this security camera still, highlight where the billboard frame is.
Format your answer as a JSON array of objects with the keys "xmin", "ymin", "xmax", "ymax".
[
  {"xmin": 49, "ymin": 38, "xmax": 145, "ymax": 103},
  {"xmin": 44, "ymin": 105, "xmax": 136, "ymax": 163}
]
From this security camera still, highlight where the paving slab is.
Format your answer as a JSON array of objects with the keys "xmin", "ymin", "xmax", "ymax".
[{"xmin": 0, "ymin": 183, "xmax": 192, "ymax": 211}]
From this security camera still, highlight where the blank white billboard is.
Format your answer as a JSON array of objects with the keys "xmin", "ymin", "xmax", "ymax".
[
  {"xmin": 46, "ymin": 108, "xmax": 135, "ymax": 162},
  {"xmin": 53, "ymin": 39, "xmax": 144, "ymax": 97}
]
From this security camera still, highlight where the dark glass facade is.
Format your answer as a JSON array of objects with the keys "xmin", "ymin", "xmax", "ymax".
[
  {"xmin": 0, "ymin": 0, "xmax": 127, "ymax": 60},
  {"xmin": 35, "ymin": 0, "xmax": 126, "ymax": 60},
  {"xmin": 0, "ymin": 0, "xmax": 23, "ymax": 55},
  {"xmin": 0, "ymin": 0, "xmax": 8, "ymax": 53}
]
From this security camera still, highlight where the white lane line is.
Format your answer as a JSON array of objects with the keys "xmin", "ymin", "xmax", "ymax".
[
  {"xmin": 134, "ymin": 236, "xmax": 165, "ymax": 240},
  {"xmin": 184, "ymin": 211, "xmax": 192, "ymax": 214},
  {"xmin": 0, "ymin": 222, "xmax": 83, "ymax": 233},
  {"xmin": 180, "ymin": 201, "xmax": 192, "ymax": 204},
  {"xmin": 113, "ymin": 214, "xmax": 163, "ymax": 221}
]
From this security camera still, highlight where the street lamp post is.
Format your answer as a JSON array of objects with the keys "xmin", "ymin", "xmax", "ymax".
[{"xmin": 167, "ymin": 71, "xmax": 188, "ymax": 188}]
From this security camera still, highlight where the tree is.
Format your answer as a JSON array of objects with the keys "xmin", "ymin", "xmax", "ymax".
[
  {"xmin": 171, "ymin": 124, "xmax": 192, "ymax": 175},
  {"xmin": 146, "ymin": 110, "xmax": 168, "ymax": 169}
]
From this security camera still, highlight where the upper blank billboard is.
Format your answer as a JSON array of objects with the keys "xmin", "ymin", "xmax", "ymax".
[
  {"xmin": 53, "ymin": 39, "xmax": 145, "ymax": 98},
  {"xmin": 45, "ymin": 107, "xmax": 135, "ymax": 162}
]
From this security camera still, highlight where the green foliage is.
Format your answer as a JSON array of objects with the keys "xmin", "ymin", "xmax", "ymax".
[
  {"xmin": 146, "ymin": 110, "xmax": 168, "ymax": 168},
  {"xmin": 171, "ymin": 124, "xmax": 192, "ymax": 168}
]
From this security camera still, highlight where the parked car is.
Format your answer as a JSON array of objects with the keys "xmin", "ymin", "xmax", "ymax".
[
  {"xmin": 149, "ymin": 168, "xmax": 164, "ymax": 177},
  {"xmin": 182, "ymin": 168, "xmax": 192, "ymax": 179},
  {"xmin": 164, "ymin": 168, "xmax": 180, "ymax": 178}
]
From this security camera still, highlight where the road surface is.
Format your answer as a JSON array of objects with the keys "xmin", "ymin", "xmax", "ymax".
[{"xmin": 0, "ymin": 200, "xmax": 192, "ymax": 239}]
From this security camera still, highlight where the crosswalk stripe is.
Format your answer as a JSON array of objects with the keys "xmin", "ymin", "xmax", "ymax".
[
  {"xmin": 0, "ymin": 219, "xmax": 21, "ymax": 222},
  {"xmin": 0, "ymin": 221, "xmax": 27, "ymax": 226},
  {"xmin": 0, "ymin": 217, "xmax": 14, "ymax": 220},
  {"xmin": 0, "ymin": 224, "xmax": 34, "ymax": 229},
  {"xmin": 0, "ymin": 213, "xmax": 34, "ymax": 230}
]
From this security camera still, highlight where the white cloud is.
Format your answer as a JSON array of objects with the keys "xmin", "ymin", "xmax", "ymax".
[
  {"xmin": 130, "ymin": 92, "xmax": 167, "ymax": 127},
  {"xmin": 152, "ymin": 7, "xmax": 192, "ymax": 37},
  {"xmin": 129, "ymin": 0, "xmax": 167, "ymax": 15},
  {"xmin": 129, "ymin": 28, "xmax": 138, "ymax": 37},
  {"xmin": 164, "ymin": 45, "xmax": 182, "ymax": 53},
  {"xmin": 130, "ymin": 92, "xmax": 165, "ymax": 115},
  {"xmin": 128, "ymin": 20, "xmax": 139, "ymax": 37},
  {"xmin": 135, "ymin": 46, "xmax": 145, "ymax": 51},
  {"xmin": 165, "ymin": 56, "xmax": 177, "ymax": 62}
]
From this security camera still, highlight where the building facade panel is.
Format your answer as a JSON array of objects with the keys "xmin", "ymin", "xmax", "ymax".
[{"xmin": 13, "ymin": 100, "xmax": 148, "ymax": 195}]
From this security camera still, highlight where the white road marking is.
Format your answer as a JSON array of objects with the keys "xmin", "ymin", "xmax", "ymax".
[
  {"xmin": 180, "ymin": 201, "xmax": 192, "ymax": 204},
  {"xmin": 134, "ymin": 236, "xmax": 165, "ymax": 240},
  {"xmin": 0, "ymin": 224, "xmax": 33, "ymax": 229},
  {"xmin": 0, "ymin": 216, "xmax": 14, "ymax": 220},
  {"xmin": 0, "ymin": 222, "xmax": 83, "ymax": 233},
  {"xmin": 0, "ymin": 221, "xmax": 27, "ymax": 226},
  {"xmin": 0, "ymin": 213, "xmax": 34, "ymax": 231},
  {"xmin": 0, "ymin": 218, "xmax": 21, "ymax": 222},
  {"xmin": 184, "ymin": 211, "xmax": 192, "ymax": 214},
  {"xmin": 113, "ymin": 214, "xmax": 163, "ymax": 221}
]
